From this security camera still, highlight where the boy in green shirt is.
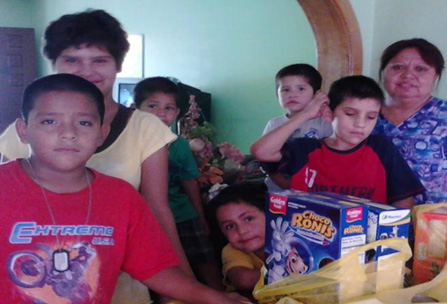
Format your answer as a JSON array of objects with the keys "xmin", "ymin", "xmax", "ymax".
[{"xmin": 134, "ymin": 77, "xmax": 223, "ymax": 290}]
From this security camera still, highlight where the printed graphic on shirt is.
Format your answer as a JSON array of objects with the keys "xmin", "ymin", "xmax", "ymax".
[
  {"xmin": 9, "ymin": 222, "xmax": 115, "ymax": 245},
  {"xmin": 287, "ymin": 144, "xmax": 387, "ymax": 203},
  {"xmin": 273, "ymin": 135, "xmax": 424, "ymax": 204},
  {"xmin": 303, "ymin": 128, "xmax": 319, "ymax": 138},
  {"xmin": 7, "ymin": 222, "xmax": 114, "ymax": 303},
  {"xmin": 298, "ymin": 165, "xmax": 378, "ymax": 200},
  {"xmin": 309, "ymin": 183, "xmax": 376, "ymax": 199},
  {"xmin": 304, "ymin": 167, "xmax": 317, "ymax": 187}
]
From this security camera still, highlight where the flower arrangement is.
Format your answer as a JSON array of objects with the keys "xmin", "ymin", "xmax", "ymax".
[{"xmin": 179, "ymin": 95, "xmax": 245, "ymax": 187}]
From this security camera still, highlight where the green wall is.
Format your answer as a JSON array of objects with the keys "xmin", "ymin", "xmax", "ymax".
[
  {"xmin": 6, "ymin": 0, "xmax": 446, "ymax": 152},
  {"xmin": 0, "ymin": 0, "xmax": 316, "ymax": 153},
  {"xmin": 0, "ymin": 0, "xmax": 37, "ymax": 27}
]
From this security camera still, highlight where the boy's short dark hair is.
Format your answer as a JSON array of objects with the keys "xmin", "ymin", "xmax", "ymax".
[
  {"xmin": 208, "ymin": 184, "xmax": 266, "ymax": 219},
  {"xmin": 22, "ymin": 74, "xmax": 105, "ymax": 124},
  {"xmin": 275, "ymin": 64, "xmax": 322, "ymax": 93},
  {"xmin": 43, "ymin": 9, "xmax": 130, "ymax": 70},
  {"xmin": 133, "ymin": 77, "xmax": 180, "ymax": 108},
  {"xmin": 379, "ymin": 38, "xmax": 444, "ymax": 80},
  {"xmin": 328, "ymin": 75, "xmax": 385, "ymax": 111}
]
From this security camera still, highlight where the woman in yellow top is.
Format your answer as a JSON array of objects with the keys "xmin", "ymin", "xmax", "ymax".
[{"xmin": 0, "ymin": 9, "xmax": 192, "ymax": 304}]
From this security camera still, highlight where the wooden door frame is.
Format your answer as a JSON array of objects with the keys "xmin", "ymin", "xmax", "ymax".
[{"xmin": 297, "ymin": 0, "xmax": 363, "ymax": 90}]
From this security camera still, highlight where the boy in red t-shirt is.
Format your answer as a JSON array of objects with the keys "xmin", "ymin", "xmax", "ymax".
[
  {"xmin": 251, "ymin": 75, "xmax": 424, "ymax": 208},
  {"xmin": 0, "ymin": 74, "xmax": 247, "ymax": 304}
]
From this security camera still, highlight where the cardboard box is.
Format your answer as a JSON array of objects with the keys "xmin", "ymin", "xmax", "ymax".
[
  {"xmin": 315, "ymin": 192, "xmax": 411, "ymax": 262},
  {"xmin": 265, "ymin": 190, "xmax": 367, "ymax": 284},
  {"xmin": 413, "ymin": 210, "xmax": 447, "ymax": 284}
]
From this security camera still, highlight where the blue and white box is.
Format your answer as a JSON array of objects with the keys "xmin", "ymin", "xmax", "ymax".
[
  {"xmin": 265, "ymin": 190, "xmax": 368, "ymax": 284},
  {"xmin": 316, "ymin": 192, "xmax": 411, "ymax": 261}
]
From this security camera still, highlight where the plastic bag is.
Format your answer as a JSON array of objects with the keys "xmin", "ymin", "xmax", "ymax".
[
  {"xmin": 275, "ymin": 297, "xmax": 303, "ymax": 304},
  {"xmin": 253, "ymin": 238, "xmax": 411, "ymax": 304},
  {"xmin": 347, "ymin": 262, "xmax": 447, "ymax": 303}
]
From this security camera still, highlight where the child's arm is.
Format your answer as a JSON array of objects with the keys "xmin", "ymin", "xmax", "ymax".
[
  {"xmin": 391, "ymin": 197, "xmax": 414, "ymax": 209},
  {"xmin": 181, "ymin": 178, "xmax": 210, "ymax": 234},
  {"xmin": 251, "ymin": 91, "xmax": 330, "ymax": 162},
  {"xmin": 140, "ymin": 146, "xmax": 194, "ymax": 277},
  {"xmin": 226, "ymin": 266, "xmax": 261, "ymax": 290},
  {"xmin": 269, "ymin": 173, "xmax": 290, "ymax": 189},
  {"xmin": 141, "ymin": 266, "xmax": 250, "ymax": 304}
]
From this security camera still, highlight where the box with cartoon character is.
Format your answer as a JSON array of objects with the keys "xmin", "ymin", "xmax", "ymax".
[
  {"xmin": 265, "ymin": 190, "xmax": 367, "ymax": 285},
  {"xmin": 315, "ymin": 192, "xmax": 411, "ymax": 262}
]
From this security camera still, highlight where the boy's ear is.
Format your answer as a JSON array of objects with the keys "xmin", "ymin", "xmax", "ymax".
[
  {"xmin": 15, "ymin": 118, "xmax": 29, "ymax": 144},
  {"xmin": 97, "ymin": 123, "xmax": 111, "ymax": 147}
]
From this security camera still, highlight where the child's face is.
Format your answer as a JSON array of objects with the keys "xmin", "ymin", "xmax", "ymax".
[
  {"xmin": 53, "ymin": 45, "xmax": 118, "ymax": 100},
  {"xmin": 329, "ymin": 97, "xmax": 381, "ymax": 150},
  {"xmin": 217, "ymin": 202, "xmax": 265, "ymax": 254},
  {"xmin": 139, "ymin": 92, "xmax": 180, "ymax": 127},
  {"xmin": 16, "ymin": 90, "xmax": 109, "ymax": 173},
  {"xmin": 277, "ymin": 75, "xmax": 315, "ymax": 115}
]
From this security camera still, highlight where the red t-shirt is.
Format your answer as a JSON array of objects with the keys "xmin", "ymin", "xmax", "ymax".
[
  {"xmin": 263, "ymin": 135, "xmax": 424, "ymax": 203},
  {"xmin": 0, "ymin": 160, "xmax": 179, "ymax": 304}
]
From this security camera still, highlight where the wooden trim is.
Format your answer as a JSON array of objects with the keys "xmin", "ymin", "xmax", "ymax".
[{"xmin": 297, "ymin": 0, "xmax": 363, "ymax": 91}]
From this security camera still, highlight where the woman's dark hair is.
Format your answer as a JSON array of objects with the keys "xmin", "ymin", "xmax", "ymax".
[
  {"xmin": 208, "ymin": 184, "xmax": 266, "ymax": 218},
  {"xmin": 133, "ymin": 77, "xmax": 179, "ymax": 108},
  {"xmin": 22, "ymin": 74, "xmax": 105, "ymax": 124},
  {"xmin": 43, "ymin": 9, "xmax": 130, "ymax": 70},
  {"xmin": 379, "ymin": 38, "xmax": 445, "ymax": 80},
  {"xmin": 328, "ymin": 75, "xmax": 384, "ymax": 111},
  {"xmin": 275, "ymin": 64, "xmax": 322, "ymax": 93}
]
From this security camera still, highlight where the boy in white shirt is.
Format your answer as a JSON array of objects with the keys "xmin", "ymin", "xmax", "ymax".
[{"xmin": 262, "ymin": 64, "xmax": 332, "ymax": 191}]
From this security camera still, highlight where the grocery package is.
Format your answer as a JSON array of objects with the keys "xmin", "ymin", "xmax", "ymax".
[
  {"xmin": 254, "ymin": 238, "xmax": 411, "ymax": 304},
  {"xmin": 315, "ymin": 192, "xmax": 411, "ymax": 262},
  {"xmin": 348, "ymin": 262, "xmax": 447, "ymax": 304},
  {"xmin": 265, "ymin": 190, "xmax": 367, "ymax": 285},
  {"xmin": 413, "ymin": 203, "xmax": 447, "ymax": 284}
]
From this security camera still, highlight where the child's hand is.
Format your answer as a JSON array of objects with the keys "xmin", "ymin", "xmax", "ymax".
[
  {"xmin": 302, "ymin": 91, "xmax": 330, "ymax": 120},
  {"xmin": 217, "ymin": 292, "xmax": 253, "ymax": 303}
]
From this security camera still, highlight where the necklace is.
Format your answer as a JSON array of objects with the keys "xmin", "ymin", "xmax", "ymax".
[{"xmin": 25, "ymin": 158, "xmax": 92, "ymax": 272}]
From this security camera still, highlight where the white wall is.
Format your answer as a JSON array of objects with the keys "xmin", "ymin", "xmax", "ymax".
[{"xmin": 369, "ymin": 0, "xmax": 447, "ymax": 99}]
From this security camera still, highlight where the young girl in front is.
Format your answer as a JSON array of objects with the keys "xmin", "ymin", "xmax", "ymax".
[{"xmin": 209, "ymin": 184, "xmax": 266, "ymax": 299}]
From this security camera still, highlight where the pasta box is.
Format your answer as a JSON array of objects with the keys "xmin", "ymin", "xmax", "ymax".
[
  {"xmin": 413, "ymin": 208, "xmax": 447, "ymax": 284},
  {"xmin": 265, "ymin": 190, "xmax": 367, "ymax": 284},
  {"xmin": 315, "ymin": 192, "xmax": 411, "ymax": 262}
]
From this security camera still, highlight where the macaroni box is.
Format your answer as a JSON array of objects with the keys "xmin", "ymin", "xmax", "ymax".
[
  {"xmin": 265, "ymin": 190, "xmax": 367, "ymax": 285},
  {"xmin": 315, "ymin": 192, "xmax": 411, "ymax": 262},
  {"xmin": 413, "ymin": 208, "xmax": 447, "ymax": 284}
]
